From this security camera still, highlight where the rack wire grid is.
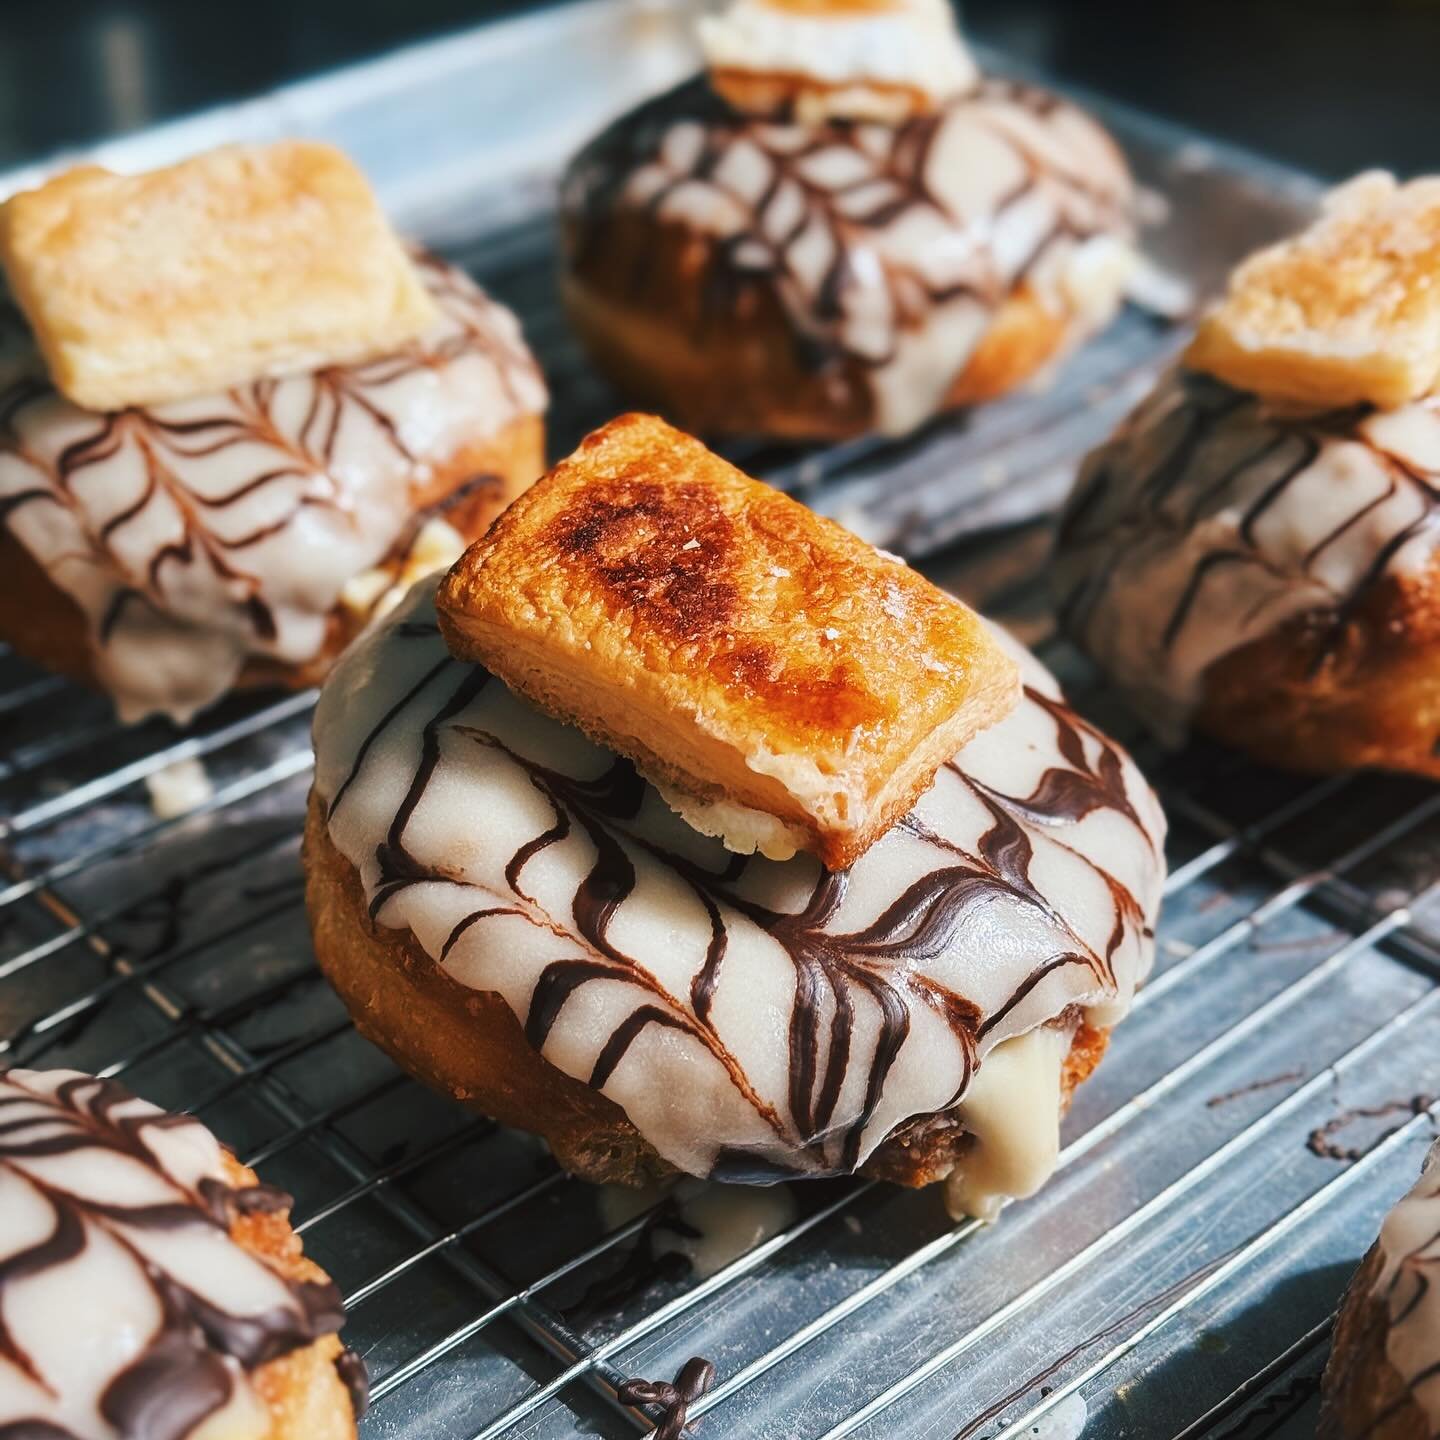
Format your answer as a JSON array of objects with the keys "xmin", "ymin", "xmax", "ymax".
[{"xmin": 5, "ymin": 32, "xmax": 1440, "ymax": 1440}]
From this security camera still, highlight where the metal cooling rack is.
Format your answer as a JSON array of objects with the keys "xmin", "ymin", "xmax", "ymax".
[{"xmin": 4, "ymin": 5, "xmax": 1440, "ymax": 1437}]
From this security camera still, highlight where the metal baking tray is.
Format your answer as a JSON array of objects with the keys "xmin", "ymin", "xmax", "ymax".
[{"xmin": 3, "ymin": 4, "xmax": 1438, "ymax": 1437}]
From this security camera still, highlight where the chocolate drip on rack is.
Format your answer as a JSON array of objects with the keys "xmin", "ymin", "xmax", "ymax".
[{"xmin": 617, "ymin": 1356, "xmax": 716, "ymax": 1440}]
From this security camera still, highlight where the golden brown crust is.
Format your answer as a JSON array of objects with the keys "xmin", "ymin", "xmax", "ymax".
[
  {"xmin": 708, "ymin": 67, "xmax": 942, "ymax": 124},
  {"xmin": 0, "ymin": 411, "xmax": 544, "ymax": 705},
  {"xmin": 437, "ymin": 414, "xmax": 1019, "ymax": 870},
  {"xmin": 220, "ymin": 1150, "xmax": 359, "ymax": 1440},
  {"xmin": 1196, "ymin": 568, "xmax": 1440, "ymax": 781},
  {"xmin": 1186, "ymin": 172, "xmax": 1440, "ymax": 411},
  {"xmin": 0, "ymin": 142, "xmax": 436, "ymax": 411},
  {"xmin": 561, "ymin": 213, "xmax": 1076, "ymax": 440},
  {"xmin": 1320, "ymin": 1246, "xmax": 1432, "ymax": 1440},
  {"xmin": 303, "ymin": 793, "xmax": 1109, "ymax": 1191}
]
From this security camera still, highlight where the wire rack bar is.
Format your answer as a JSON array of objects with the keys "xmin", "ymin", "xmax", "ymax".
[
  {"xmin": 810, "ymin": 1010, "xmax": 1440, "ymax": 1439},
  {"xmin": 984, "ymin": 1103, "xmax": 1438, "ymax": 1440},
  {"xmin": 2, "ymin": 91, "xmax": 1434, "ymax": 1439},
  {"xmin": 1, "ymin": 689, "xmax": 314, "ymax": 839}
]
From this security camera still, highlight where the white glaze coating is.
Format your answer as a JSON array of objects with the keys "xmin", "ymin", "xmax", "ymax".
[
  {"xmin": 1374, "ymin": 1139, "xmax": 1440, "ymax": 1431},
  {"xmin": 312, "ymin": 577, "xmax": 1165, "ymax": 1193},
  {"xmin": 699, "ymin": 0, "xmax": 979, "ymax": 105},
  {"xmin": 0, "ymin": 1068, "xmax": 345, "ymax": 1440},
  {"xmin": 1054, "ymin": 369, "xmax": 1440, "ymax": 742},
  {"xmin": 943, "ymin": 1022, "xmax": 1068, "ymax": 1221},
  {"xmin": 0, "ymin": 256, "xmax": 545, "ymax": 724},
  {"xmin": 564, "ymin": 76, "xmax": 1134, "ymax": 435}
]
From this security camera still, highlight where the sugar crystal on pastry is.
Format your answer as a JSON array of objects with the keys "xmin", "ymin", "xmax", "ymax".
[
  {"xmin": 0, "ymin": 141, "xmax": 437, "ymax": 411},
  {"xmin": 1186, "ymin": 171, "xmax": 1440, "ymax": 410},
  {"xmin": 437, "ymin": 413, "xmax": 1021, "ymax": 870}
]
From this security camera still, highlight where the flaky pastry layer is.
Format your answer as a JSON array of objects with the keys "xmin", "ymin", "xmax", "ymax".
[
  {"xmin": 0, "ymin": 140, "xmax": 435, "ymax": 410},
  {"xmin": 437, "ymin": 413, "xmax": 1019, "ymax": 870}
]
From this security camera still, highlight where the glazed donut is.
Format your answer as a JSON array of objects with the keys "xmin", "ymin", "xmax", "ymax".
[
  {"xmin": 304, "ymin": 420, "xmax": 1164, "ymax": 1219},
  {"xmin": 1321, "ymin": 1140, "xmax": 1440, "ymax": 1440},
  {"xmin": 0, "ymin": 143, "xmax": 547, "ymax": 725},
  {"xmin": 0, "ymin": 1067, "xmax": 365, "ymax": 1440},
  {"xmin": 559, "ymin": 0, "xmax": 1136, "ymax": 441},
  {"xmin": 1054, "ymin": 173, "xmax": 1440, "ymax": 777}
]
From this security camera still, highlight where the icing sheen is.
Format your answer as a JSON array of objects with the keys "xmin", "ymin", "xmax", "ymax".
[
  {"xmin": 1054, "ymin": 369, "xmax": 1440, "ymax": 742},
  {"xmin": 313, "ymin": 577, "xmax": 1165, "ymax": 1192},
  {"xmin": 1374, "ymin": 1139, "xmax": 1440, "ymax": 1430},
  {"xmin": 0, "ymin": 1068, "xmax": 355, "ymax": 1440},
  {"xmin": 0, "ymin": 256, "xmax": 545, "ymax": 724},
  {"xmin": 563, "ymin": 77, "xmax": 1134, "ymax": 435}
]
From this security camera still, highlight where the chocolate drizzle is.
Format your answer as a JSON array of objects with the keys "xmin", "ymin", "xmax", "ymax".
[
  {"xmin": 617, "ymin": 1356, "xmax": 715, "ymax": 1440},
  {"xmin": 316, "ymin": 580, "xmax": 1166, "ymax": 1184},
  {"xmin": 1361, "ymin": 1139, "xmax": 1440, "ymax": 1431},
  {"xmin": 0, "ymin": 253, "xmax": 545, "ymax": 724},
  {"xmin": 562, "ymin": 75, "xmax": 1134, "ymax": 434},
  {"xmin": 1054, "ymin": 369, "xmax": 1440, "ymax": 738},
  {"xmin": 0, "ymin": 1069, "xmax": 354, "ymax": 1439}
]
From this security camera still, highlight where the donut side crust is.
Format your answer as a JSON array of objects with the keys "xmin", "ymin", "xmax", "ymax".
[
  {"xmin": 0, "ymin": 410, "xmax": 544, "ymax": 700},
  {"xmin": 303, "ymin": 791, "xmax": 1110, "ymax": 1191},
  {"xmin": 220, "ymin": 1149, "xmax": 360, "ymax": 1440},
  {"xmin": 1196, "ymin": 567, "xmax": 1440, "ymax": 781},
  {"xmin": 560, "ymin": 216, "xmax": 1075, "ymax": 441},
  {"xmin": 1320, "ymin": 1245, "xmax": 1432, "ymax": 1440}
]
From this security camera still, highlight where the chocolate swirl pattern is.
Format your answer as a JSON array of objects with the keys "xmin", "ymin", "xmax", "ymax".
[
  {"xmin": 562, "ymin": 76, "xmax": 1135, "ymax": 435},
  {"xmin": 0, "ymin": 255, "xmax": 546, "ymax": 724},
  {"xmin": 1053, "ymin": 369, "xmax": 1440, "ymax": 741},
  {"xmin": 313, "ymin": 578, "xmax": 1164, "ymax": 1193},
  {"xmin": 0, "ymin": 1068, "xmax": 356, "ymax": 1440},
  {"xmin": 1374, "ymin": 1140, "xmax": 1440, "ymax": 1432}
]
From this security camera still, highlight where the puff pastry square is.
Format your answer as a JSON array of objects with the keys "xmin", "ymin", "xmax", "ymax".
[
  {"xmin": 0, "ymin": 141, "xmax": 436, "ymax": 411},
  {"xmin": 1186, "ymin": 171, "xmax": 1440, "ymax": 410},
  {"xmin": 438, "ymin": 413, "xmax": 1020, "ymax": 870}
]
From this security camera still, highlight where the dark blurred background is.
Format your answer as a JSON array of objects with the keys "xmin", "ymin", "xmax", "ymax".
[{"xmin": 0, "ymin": 0, "xmax": 1433, "ymax": 176}]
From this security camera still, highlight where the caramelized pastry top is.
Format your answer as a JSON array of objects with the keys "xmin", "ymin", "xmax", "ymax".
[
  {"xmin": 0, "ymin": 1067, "xmax": 360, "ymax": 1439},
  {"xmin": 438, "ymin": 414, "xmax": 1019, "ymax": 869},
  {"xmin": 562, "ymin": 76, "xmax": 1135, "ymax": 435},
  {"xmin": 1186, "ymin": 172, "xmax": 1440, "ymax": 411},
  {"xmin": 0, "ymin": 255, "xmax": 545, "ymax": 723},
  {"xmin": 700, "ymin": 0, "xmax": 979, "ymax": 123},
  {"xmin": 315, "ymin": 574, "xmax": 1165, "ymax": 1195}
]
